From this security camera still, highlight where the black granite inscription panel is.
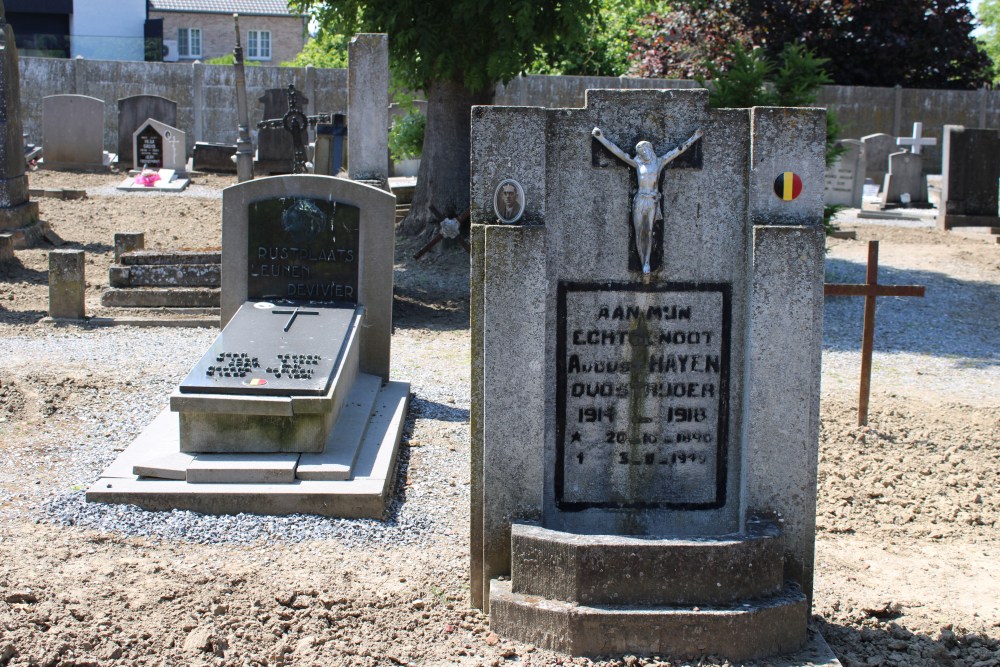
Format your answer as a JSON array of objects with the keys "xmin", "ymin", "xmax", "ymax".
[
  {"xmin": 179, "ymin": 301, "xmax": 360, "ymax": 397},
  {"xmin": 247, "ymin": 197, "xmax": 359, "ymax": 303},
  {"xmin": 556, "ymin": 282, "xmax": 731, "ymax": 510},
  {"xmin": 136, "ymin": 125, "xmax": 163, "ymax": 168}
]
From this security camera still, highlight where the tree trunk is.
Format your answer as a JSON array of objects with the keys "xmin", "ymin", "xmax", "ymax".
[{"xmin": 400, "ymin": 79, "xmax": 493, "ymax": 236}]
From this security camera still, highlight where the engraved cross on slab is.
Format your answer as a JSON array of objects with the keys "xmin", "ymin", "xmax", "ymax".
[
  {"xmin": 592, "ymin": 128, "xmax": 703, "ymax": 274},
  {"xmin": 272, "ymin": 306, "xmax": 319, "ymax": 332}
]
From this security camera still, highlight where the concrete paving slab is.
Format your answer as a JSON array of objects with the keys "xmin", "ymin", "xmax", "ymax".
[
  {"xmin": 134, "ymin": 451, "xmax": 194, "ymax": 480},
  {"xmin": 101, "ymin": 408, "xmax": 178, "ymax": 478},
  {"xmin": 297, "ymin": 373, "xmax": 382, "ymax": 480},
  {"xmin": 187, "ymin": 453, "xmax": 298, "ymax": 484}
]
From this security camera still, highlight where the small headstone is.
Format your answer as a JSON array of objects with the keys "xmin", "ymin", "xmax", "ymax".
[
  {"xmin": 881, "ymin": 150, "xmax": 929, "ymax": 208},
  {"xmin": 42, "ymin": 95, "xmax": 108, "ymax": 171},
  {"xmin": 114, "ymin": 232, "xmax": 145, "ymax": 262},
  {"xmin": 861, "ymin": 133, "xmax": 895, "ymax": 189},
  {"xmin": 937, "ymin": 124, "xmax": 1000, "ymax": 230},
  {"xmin": 48, "ymin": 249, "xmax": 85, "ymax": 319},
  {"xmin": 133, "ymin": 118, "xmax": 186, "ymax": 171},
  {"xmin": 823, "ymin": 139, "xmax": 866, "ymax": 207},
  {"xmin": 117, "ymin": 95, "xmax": 178, "ymax": 168},
  {"xmin": 0, "ymin": 233, "xmax": 13, "ymax": 262},
  {"xmin": 192, "ymin": 142, "xmax": 237, "ymax": 173}
]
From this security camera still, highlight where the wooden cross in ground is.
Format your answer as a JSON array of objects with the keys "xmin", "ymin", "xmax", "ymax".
[
  {"xmin": 896, "ymin": 122, "xmax": 937, "ymax": 155},
  {"xmin": 824, "ymin": 240, "xmax": 926, "ymax": 426},
  {"xmin": 257, "ymin": 84, "xmax": 332, "ymax": 174}
]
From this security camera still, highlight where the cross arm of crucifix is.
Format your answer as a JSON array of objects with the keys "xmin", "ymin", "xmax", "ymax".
[
  {"xmin": 657, "ymin": 129, "xmax": 704, "ymax": 171},
  {"xmin": 591, "ymin": 127, "xmax": 636, "ymax": 167}
]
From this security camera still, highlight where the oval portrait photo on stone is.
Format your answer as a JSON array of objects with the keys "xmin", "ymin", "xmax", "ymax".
[{"xmin": 494, "ymin": 179, "xmax": 525, "ymax": 224}]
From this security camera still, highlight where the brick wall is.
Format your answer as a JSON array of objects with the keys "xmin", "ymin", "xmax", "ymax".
[{"xmin": 149, "ymin": 11, "xmax": 306, "ymax": 65}]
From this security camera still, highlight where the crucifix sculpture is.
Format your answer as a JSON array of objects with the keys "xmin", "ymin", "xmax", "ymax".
[
  {"xmin": 257, "ymin": 84, "xmax": 332, "ymax": 174},
  {"xmin": 592, "ymin": 127, "xmax": 703, "ymax": 274}
]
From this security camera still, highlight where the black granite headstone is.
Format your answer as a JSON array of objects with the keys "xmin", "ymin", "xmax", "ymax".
[
  {"xmin": 136, "ymin": 124, "xmax": 163, "ymax": 168},
  {"xmin": 117, "ymin": 95, "xmax": 177, "ymax": 167},
  {"xmin": 246, "ymin": 196, "xmax": 360, "ymax": 303}
]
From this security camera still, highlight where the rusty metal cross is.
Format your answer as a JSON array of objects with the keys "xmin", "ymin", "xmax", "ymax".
[
  {"xmin": 257, "ymin": 84, "xmax": 332, "ymax": 174},
  {"xmin": 824, "ymin": 240, "xmax": 926, "ymax": 426}
]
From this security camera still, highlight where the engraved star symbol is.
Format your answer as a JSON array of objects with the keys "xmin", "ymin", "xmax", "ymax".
[{"xmin": 571, "ymin": 432, "xmax": 581, "ymax": 442}]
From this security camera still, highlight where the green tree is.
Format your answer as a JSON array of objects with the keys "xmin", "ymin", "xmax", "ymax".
[
  {"xmin": 282, "ymin": 32, "xmax": 350, "ymax": 68},
  {"xmin": 291, "ymin": 0, "xmax": 599, "ymax": 234},
  {"xmin": 979, "ymin": 0, "xmax": 1000, "ymax": 82}
]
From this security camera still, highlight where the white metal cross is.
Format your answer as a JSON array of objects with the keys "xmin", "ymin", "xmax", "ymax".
[{"xmin": 896, "ymin": 122, "xmax": 937, "ymax": 155}]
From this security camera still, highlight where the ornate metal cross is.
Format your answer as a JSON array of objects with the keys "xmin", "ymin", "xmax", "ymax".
[{"xmin": 257, "ymin": 84, "xmax": 332, "ymax": 174}]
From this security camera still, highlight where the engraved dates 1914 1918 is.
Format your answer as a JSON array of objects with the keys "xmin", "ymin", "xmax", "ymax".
[{"xmin": 556, "ymin": 282, "xmax": 731, "ymax": 511}]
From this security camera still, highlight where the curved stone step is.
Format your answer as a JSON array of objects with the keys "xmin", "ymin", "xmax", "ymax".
[
  {"xmin": 101, "ymin": 287, "xmax": 220, "ymax": 308},
  {"xmin": 511, "ymin": 521, "xmax": 784, "ymax": 606},
  {"xmin": 490, "ymin": 578, "xmax": 807, "ymax": 661}
]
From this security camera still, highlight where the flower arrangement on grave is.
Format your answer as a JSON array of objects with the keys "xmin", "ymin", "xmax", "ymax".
[{"xmin": 136, "ymin": 167, "xmax": 160, "ymax": 187}]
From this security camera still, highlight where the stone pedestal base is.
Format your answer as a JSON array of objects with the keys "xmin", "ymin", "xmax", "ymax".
[
  {"xmin": 491, "ymin": 522, "xmax": 814, "ymax": 662},
  {"xmin": 0, "ymin": 201, "xmax": 48, "ymax": 248},
  {"xmin": 937, "ymin": 213, "xmax": 1000, "ymax": 231}
]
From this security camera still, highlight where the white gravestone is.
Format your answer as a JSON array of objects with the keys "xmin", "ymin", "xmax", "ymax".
[
  {"xmin": 132, "ymin": 118, "xmax": 186, "ymax": 171},
  {"xmin": 824, "ymin": 138, "xmax": 866, "ymax": 207}
]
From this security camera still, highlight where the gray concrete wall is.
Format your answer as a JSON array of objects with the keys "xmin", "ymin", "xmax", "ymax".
[
  {"xmin": 19, "ymin": 59, "xmax": 1000, "ymax": 174},
  {"xmin": 20, "ymin": 57, "xmax": 346, "ymax": 156}
]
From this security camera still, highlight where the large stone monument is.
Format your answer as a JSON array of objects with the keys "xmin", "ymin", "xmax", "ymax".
[
  {"xmin": 0, "ymin": 7, "xmax": 42, "ymax": 246},
  {"xmin": 88, "ymin": 175, "xmax": 408, "ymax": 517},
  {"xmin": 471, "ymin": 89, "xmax": 829, "ymax": 661},
  {"xmin": 937, "ymin": 124, "xmax": 1000, "ymax": 230}
]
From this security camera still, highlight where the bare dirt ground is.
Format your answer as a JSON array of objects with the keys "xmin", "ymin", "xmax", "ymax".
[{"xmin": 0, "ymin": 169, "xmax": 998, "ymax": 667}]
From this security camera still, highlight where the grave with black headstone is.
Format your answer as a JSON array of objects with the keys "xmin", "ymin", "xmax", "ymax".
[
  {"xmin": 937, "ymin": 124, "xmax": 1000, "ymax": 230},
  {"xmin": 0, "ymin": 7, "xmax": 45, "ymax": 247},
  {"xmin": 255, "ymin": 88, "xmax": 310, "ymax": 175},
  {"xmin": 471, "ymin": 89, "xmax": 833, "ymax": 662},
  {"xmin": 192, "ymin": 142, "xmax": 237, "ymax": 173},
  {"xmin": 117, "ymin": 94, "xmax": 178, "ymax": 169},
  {"xmin": 132, "ymin": 118, "xmax": 186, "ymax": 171},
  {"xmin": 88, "ymin": 175, "xmax": 409, "ymax": 517}
]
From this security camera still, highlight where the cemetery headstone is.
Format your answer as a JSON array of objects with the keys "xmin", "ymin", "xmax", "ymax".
[
  {"xmin": 256, "ymin": 84, "xmax": 331, "ymax": 174},
  {"xmin": 0, "ymin": 9, "xmax": 41, "ymax": 244},
  {"xmin": 823, "ymin": 138, "xmax": 866, "ymax": 207},
  {"xmin": 937, "ymin": 124, "xmax": 1000, "ymax": 230},
  {"xmin": 133, "ymin": 118, "xmax": 187, "ymax": 171},
  {"xmin": 88, "ymin": 175, "xmax": 409, "ymax": 518},
  {"xmin": 192, "ymin": 142, "xmax": 237, "ymax": 173},
  {"xmin": 881, "ymin": 150, "xmax": 929, "ymax": 208},
  {"xmin": 861, "ymin": 133, "xmax": 895, "ymax": 189},
  {"xmin": 41, "ymin": 94, "xmax": 109, "ymax": 170},
  {"xmin": 256, "ymin": 87, "xmax": 310, "ymax": 175},
  {"xmin": 896, "ymin": 121, "xmax": 937, "ymax": 155},
  {"xmin": 48, "ymin": 249, "xmax": 85, "ymax": 319},
  {"xmin": 117, "ymin": 95, "xmax": 178, "ymax": 168},
  {"xmin": 347, "ymin": 34, "xmax": 389, "ymax": 185},
  {"xmin": 471, "ymin": 89, "xmax": 829, "ymax": 661},
  {"xmin": 313, "ymin": 115, "xmax": 347, "ymax": 176}
]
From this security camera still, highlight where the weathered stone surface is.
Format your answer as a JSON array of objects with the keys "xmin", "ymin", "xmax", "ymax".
[
  {"xmin": 109, "ymin": 264, "xmax": 221, "ymax": 288},
  {"xmin": 0, "ymin": 15, "xmax": 30, "ymax": 212},
  {"xmin": 347, "ymin": 34, "xmax": 388, "ymax": 184},
  {"xmin": 42, "ymin": 94, "xmax": 106, "ymax": 170},
  {"xmin": 490, "ymin": 579, "xmax": 808, "ymax": 661},
  {"xmin": 297, "ymin": 373, "xmax": 382, "ymax": 480},
  {"xmin": 937, "ymin": 125, "xmax": 1000, "ymax": 230},
  {"xmin": 120, "ymin": 249, "xmax": 220, "ymax": 266},
  {"xmin": 100, "ymin": 287, "xmax": 220, "ymax": 308},
  {"xmin": 187, "ymin": 454, "xmax": 299, "ymax": 484},
  {"xmin": 881, "ymin": 150, "xmax": 928, "ymax": 207},
  {"xmin": 510, "ymin": 521, "xmax": 784, "ymax": 606},
  {"xmin": 48, "ymin": 249, "xmax": 85, "ymax": 319},
  {"xmin": 824, "ymin": 139, "xmax": 866, "ymax": 207},
  {"xmin": 192, "ymin": 142, "xmax": 236, "ymax": 173},
  {"xmin": 0, "ymin": 233, "xmax": 12, "ymax": 262},
  {"xmin": 117, "ymin": 94, "xmax": 177, "ymax": 168},
  {"xmin": 861, "ymin": 132, "xmax": 895, "ymax": 188},
  {"xmin": 256, "ymin": 88, "xmax": 309, "ymax": 175},
  {"xmin": 113, "ymin": 232, "xmax": 144, "ymax": 262}
]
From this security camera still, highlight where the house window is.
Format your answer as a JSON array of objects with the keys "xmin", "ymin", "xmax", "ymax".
[
  {"xmin": 178, "ymin": 28, "xmax": 201, "ymax": 58},
  {"xmin": 247, "ymin": 30, "xmax": 271, "ymax": 60}
]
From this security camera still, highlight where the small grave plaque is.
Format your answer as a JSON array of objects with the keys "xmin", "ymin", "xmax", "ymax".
[
  {"xmin": 178, "ymin": 301, "xmax": 359, "ymax": 397},
  {"xmin": 136, "ymin": 124, "xmax": 162, "ymax": 168},
  {"xmin": 247, "ymin": 197, "xmax": 360, "ymax": 303},
  {"xmin": 556, "ymin": 282, "xmax": 730, "ymax": 510}
]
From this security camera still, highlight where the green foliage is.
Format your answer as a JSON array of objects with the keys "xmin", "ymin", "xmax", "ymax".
[
  {"xmin": 204, "ymin": 53, "xmax": 261, "ymax": 66},
  {"xmin": 530, "ymin": 0, "xmax": 670, "ymax": 76},
  {"xmin": 699, "ymin": 43, "xmax": 776, "ymax": 108},
  {"xmin": 289, "ymin": 0, "xmax": 601, "ymax": 92},
  {"xmin": 388, "ymin": 110, "xmax": 426, "ymax": 161},
  {"xmin": 979, "ymin": 0, "xmax": 1000, "ymax": 83},
  {"xmin": 281, "ymin": 33, "xmax": 351, "ymax": 68}
]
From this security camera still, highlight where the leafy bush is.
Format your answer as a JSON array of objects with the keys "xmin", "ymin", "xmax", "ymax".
[
  {"xmin": 388, "ymin": 111, "xmax": 426, "ymax": 162},
  {"xmin": 205, "ymin": 53, "xmax": 260, "ymax": 66}
]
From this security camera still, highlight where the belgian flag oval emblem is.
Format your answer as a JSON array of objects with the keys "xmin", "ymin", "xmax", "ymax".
[{"xmin": 773, "ymin": 172, "xmax": 803, "ymax": 201}]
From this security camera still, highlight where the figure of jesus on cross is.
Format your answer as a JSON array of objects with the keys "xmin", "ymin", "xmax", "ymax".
[{"xmin": 592, "ymin": 127, "xmax": 703, "ymax": 274}]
